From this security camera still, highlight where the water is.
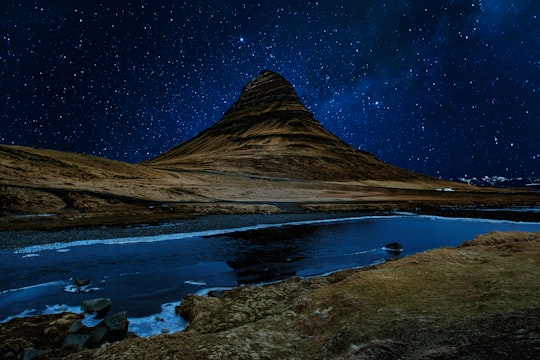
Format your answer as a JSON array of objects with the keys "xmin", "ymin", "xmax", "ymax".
[{"xmin": 1, "ymin": 214, "xmax": 539, "ymax": 336}]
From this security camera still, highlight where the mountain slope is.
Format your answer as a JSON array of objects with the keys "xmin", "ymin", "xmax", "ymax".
[
  {"xmin": 142, "ymin": 70, "xmax": 431, "ymax": 182},
  {"xmin": 0, "ymin": 144, "xmax": 160, "ymax": 183}
]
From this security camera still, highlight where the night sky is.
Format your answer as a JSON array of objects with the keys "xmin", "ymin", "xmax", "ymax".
[{"xmin": 1, "ymin": 1, "xmax": 539, "ymax": 179}]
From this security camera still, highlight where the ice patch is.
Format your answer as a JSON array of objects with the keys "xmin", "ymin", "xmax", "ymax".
[
  {"xmin": 119, "ymin": 272, "xmax": 140, "ymax": 277},
  {"xmin": 128, "ymin": 302, "xmax": 187, "ymax": 336},
  {"xmin": 12, "ymin": 216, "xmax": 378, "ymax": 254},
  {"xmin": 184, "ymin": 280, "xmax": 207, "ymax": 286},
  {"xmin": 350, "ymin": 248, "xmax": 380, "ymax": 256},
  {"xmin": 21, "ymin": 253, "xmax": 40, "ymax": 258},
  {"xmin": 9, "ymin": 213, "xmax": 540, "ymax": 256},
  {"xmin": 417, "ymin": 214, "xmax": 540, "ymax": 225},
  {"xmin": 0, "ymin": 281, "xmax": 64, "ymax": 296},
  {"xmin": 63, "ymin": 284, "xmax": 101, "ymax": 293},
  {"xmin": 382, "ymin": 247, "xmax": 403, "ymax": 253}
]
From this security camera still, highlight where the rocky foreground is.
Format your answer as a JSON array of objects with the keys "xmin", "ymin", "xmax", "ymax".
[{"xmin": 2, "ymin": 231, "xmax": 539, "ymax": 359}]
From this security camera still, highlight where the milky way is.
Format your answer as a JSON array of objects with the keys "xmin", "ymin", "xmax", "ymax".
[{"xmin": 1, "ymin": 1, "xmax": 539, "ymax": 179}]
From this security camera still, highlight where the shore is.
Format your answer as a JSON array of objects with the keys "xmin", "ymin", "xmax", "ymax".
[
  {"xmin": 0, "ymin": 211, "xmax": 371, "ymax": 251},
  {"xmin": 2, "ymin": 208, "xmax": 540, "ymax": 252}
]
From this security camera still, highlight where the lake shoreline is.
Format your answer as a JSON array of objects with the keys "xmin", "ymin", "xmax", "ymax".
[
  {"xmin": 2, "ymin": 208, "xmax": 539, "ymax": 251},
  {"xmin": 0, "ymin": 212, "xmax": 369, "ymax": 251}
]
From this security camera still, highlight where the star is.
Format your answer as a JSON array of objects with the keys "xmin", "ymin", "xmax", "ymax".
[{"xmin": 0, "ymin": 0, "xmax": 538, "ymax": 179}]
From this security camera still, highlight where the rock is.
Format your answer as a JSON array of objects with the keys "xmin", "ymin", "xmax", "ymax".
[
  {"xmin": 63, "ymin": 333, "xmax": 92, "ymax": 350},
  {"xmin": 23, "ymin": 348, "xmax": 47, "ymax": 360},
  {"xmin": 384, "ymin": 242, "xmax": 403, "ymax": 255},
  {"xmin": 85, "ymin": 312, "xmax": 129, "ymax": 349},
  {"xmin": 43, "ymin": 326, "xmax": 60, "ymax": 336},
  {"xmin": 103, "ymin": 311, "xmax": 129, "ymax": 335},
  {"xmin": 49, "ymin": 313, "xmax": 80, "ymax": 328},
  {"xmin": 0, "ymin": 310, "xmax": 126, "ymax": 357},
  {"xmin": 68, "ymin": 319, "xmax": 84, "ymax": 333},
  {"xmin": 75, "ymin": 279, "xmax": 91, "ymax": 287},
  {"xmin": 81, "ymin": 298, "xmax": 112, "ymax": 318}
]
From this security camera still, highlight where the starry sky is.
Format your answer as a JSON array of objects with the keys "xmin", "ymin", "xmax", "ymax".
[{"xmin": 1, "ymin": 1, "xmax": 539, "ymax": 179}]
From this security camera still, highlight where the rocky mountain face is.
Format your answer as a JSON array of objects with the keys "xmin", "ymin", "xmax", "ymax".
[{"xmin": 143, "ymin": 70, "xmax": 430, "ymax": 182}]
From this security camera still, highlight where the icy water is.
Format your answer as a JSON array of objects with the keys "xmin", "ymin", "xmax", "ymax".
[{"xmin": 1, "ymin": 214, "xmax": 540, "ymax": 336}]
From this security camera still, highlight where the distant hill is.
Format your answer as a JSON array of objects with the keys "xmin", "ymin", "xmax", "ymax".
[{"xmin": 142, "ymin": 70, "xmax": 434, "ymax": 182}]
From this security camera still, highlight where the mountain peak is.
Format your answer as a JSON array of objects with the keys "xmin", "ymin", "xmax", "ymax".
[
  {"xmin": 224, "ymin": 70, "xmax": 307, "ymax": 117},
  {"xmin": 242, "ymin": 70, "xmax": 288, "ymax": 93}
]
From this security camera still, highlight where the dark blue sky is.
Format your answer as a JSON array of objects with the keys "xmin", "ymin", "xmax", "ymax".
[{"xmin": 1, "ymin": 1, "xmax": 539, "ymax": 179}]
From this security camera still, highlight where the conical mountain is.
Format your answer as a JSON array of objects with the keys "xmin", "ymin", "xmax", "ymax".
[{"xmin": 143, "ymin": 70, "xmax": 430, "ymax": 182}]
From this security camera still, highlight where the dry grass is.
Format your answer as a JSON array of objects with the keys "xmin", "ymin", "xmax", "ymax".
[
  {"xmin": 294, "ymin": 232, "xmax": 540, "ymax": 358},
  {"xmin": 2, "ymin": 143, "xmax": 539, "ymax": 231}
]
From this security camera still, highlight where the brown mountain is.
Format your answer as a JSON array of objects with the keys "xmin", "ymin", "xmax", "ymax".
[
  {"xmin": 3, "ymin": 71, "xmax": 539, "ymax": 231},
  {"xmin": 142, "ymin": 70, "xmax": 429, "ymax": 182}
]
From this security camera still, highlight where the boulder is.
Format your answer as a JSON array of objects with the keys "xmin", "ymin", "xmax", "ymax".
[
  {"xmin": 384, "ymin": 242, "xmax": 403, "ymax": 255},
  {"xmin": 81, "ymin": 298, "xmax": 112, "ymax": 318},
  {"xmin": 22, "ymin": 348, "xmax": 47, "ymax": 360},
  {"xmin": 67, "ymin": 319, "xmax": 84, "ymax": 334},
  {"xmin": 63, "ymin": 333, "xmax": 91, "ymax": 351},
  {"xmin": 74, "ymin": 279, "xmax": 91, "ymax": 287},
  {"xmin": 85, "ymin": 312, "xmax": 129, "ymax": 349}
]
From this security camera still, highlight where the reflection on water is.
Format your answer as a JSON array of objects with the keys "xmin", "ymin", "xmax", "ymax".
[
  {"xmin": 220, "ymin": 226, "xmax": 321, "ymax": 283},
  {"xmin": 1, "ymin": 215, "xmax": 540, "ymax": 323}
]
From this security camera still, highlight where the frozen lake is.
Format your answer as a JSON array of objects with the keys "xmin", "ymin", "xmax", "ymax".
[{"xmin": 1, "ymin": 214, "xmax": 539, "ymax": 336}]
